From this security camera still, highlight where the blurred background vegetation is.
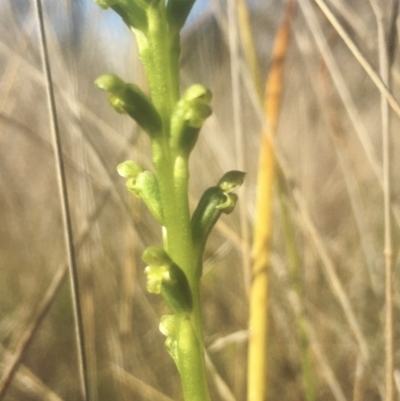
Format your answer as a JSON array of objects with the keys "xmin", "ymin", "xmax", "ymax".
[{"xmin": 1, "ymin": 0, "xmax": 400, "ymax": 400}]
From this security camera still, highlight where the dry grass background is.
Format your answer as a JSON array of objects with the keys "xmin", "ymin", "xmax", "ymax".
[{"xmin": 0, "ymin": 0, "xmax": 400, "ymax": 400}]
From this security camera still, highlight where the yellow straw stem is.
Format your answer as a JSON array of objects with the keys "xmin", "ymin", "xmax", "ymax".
[{"xmin": 247, "ymin": 2, "xmax": 295, "ymax": 401}]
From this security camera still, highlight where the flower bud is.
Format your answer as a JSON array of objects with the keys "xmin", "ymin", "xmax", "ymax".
[
  {"xmin": 117, "ymin": 162, "xmax": 164, "ymax": 224},
  {"xmin": 117, "ymin": 160, "xmax": 144, "ymax": 178},
  {"xmin": 95, "ymin": 74, "xmax": 162, "ymax": 137},
  {"xmin": 191, "ymin": 171, "xmax": 245, "ymax": 276},
  {"xmin": 218, "ymin": 170, "xmax": 246, "ymax": 193},
  {"xmin": 170, "ymin": 84, "xmax": 212, "ymax": 156}
]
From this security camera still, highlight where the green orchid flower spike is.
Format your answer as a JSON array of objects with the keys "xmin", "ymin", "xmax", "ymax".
[{"xmin": 94, "ymin": 1, "xmax": 245, "ymax": 400}]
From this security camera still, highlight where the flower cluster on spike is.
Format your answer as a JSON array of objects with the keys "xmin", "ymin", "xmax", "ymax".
[{"xmin": 93, "ymin": 0, "xmax": 246, "ymax": 393}]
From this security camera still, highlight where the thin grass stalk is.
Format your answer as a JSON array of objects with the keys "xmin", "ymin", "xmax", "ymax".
[
  {"xmin": 293, "ymin": 186, "xmax": 370, "ymax": 362},
  {"xmin": 247, "ymin": 2, "xmax": 294, "ymax": 400},
  {"xmin": 0, "ymin": 345, "xmax": 66, "ymax": 401},
  {"xmin": 326, "ymin": 0, "xmax": 366, "ymax": 38},
  {"xmin": 33, "ymin": 1, "xmax": 89, "ymax": 400},
  {"xmin": 236, "ymin": 0, "xmax": 263, "ymax": 101},
  {"xmin": 312, "ymin": 0, "xmax": 400, "ymax": 120},
  {"xmin": 318, "ymin": 62, "xmax": 381, "ymax": 294},
  {"xmin": 0, "ymin": 40, "xmax": 133, "ymax": 153},
  {"xmin": 0, "ymin": 110, "xmax": 139, "ymax": 230},
  {"xmin": 0, "ymin": 191, "xmax": 109, "ymax": 400},
  {"xmin": 352, "ymin": 357, "xmax": 365, "ymax": 401},
  {"xmin": 227, "ymin": 0, "xmax": 251, "ymax": 288},
  {"xmin": 272, "ymin": 256, "xmax": 347, "ymax": 401},
  {"xmin": 368, "ymin": 1, "xmax": 397, "ymax": 400},
  {"xmin": 204, "ymin": 353, "xmax": 237, "ymax": 401},
  {"xmin": 0, "ymin": 10, "xmax": 35, "ymax": 114},
  {"xmin": 304, "ymin": 327, "xmax": 346, "ymax": 401},
  {"xmin": 277, "ymin": 170, "xmax": 316, "ymax": 401},
  {"xmin": 111, "ymin": 364, "xmax": 176, "ymax": 401},
  {"xmin": 297, "ymin": 0, "xmax": 381, "ymax": 181}
]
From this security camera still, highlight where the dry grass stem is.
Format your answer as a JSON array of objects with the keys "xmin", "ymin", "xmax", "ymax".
[
  {"xmin": 248, "ymin": 2, "xmax": 295, "ymax": 400},
  {"xmin": 34, "ymin": 2, "xmax": 89, "ymax": 398},
  {"xmin": 272, "ymin": 256, "xmax": 348, "ymax": 401},
  {"xmin": 313, "ymin": 0, "xmax": 400, "ymax": 118},
  {"xmin": 0, "ymin": 192, "xmax": 110, "ymax": 399},
  {"xmin": 0, "ymin": 344, "xmax": 65, "ymax": 401},
  {"xmin": 298, "ymin": 0, "xmax": 382, "ymax": 182},
  {"xmin": 227, "ymin": 0, "xmax": 251, "ymax": 287},
  {"xmin": 205, "ymin": 353, "xmax": 237, "ymax": 401},
  {"xmin": 368, "ymin": 1, "xmax": 396, "ymax": 400},
  {"xmin": 319, "ymin": 66, "xmax": 380, "ymax": 293},
  {"xmin": 111, "ymin": 364, "xmax": 176, "ymax": 401},
  {"xmin": 293, "ymin": 188, "xmax": 370, "ymax": 362},
  {"xmin": 236, "ymin": 0, "xmax": 263, "ymax": 100}
]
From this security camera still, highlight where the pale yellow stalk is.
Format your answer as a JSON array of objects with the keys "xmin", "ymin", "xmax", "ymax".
[{"xmin": 247, "ymin": 2, "xmax": 295, "ymax": 401}]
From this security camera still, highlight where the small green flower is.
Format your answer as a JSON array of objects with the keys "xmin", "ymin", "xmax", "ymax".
[
  {"xmin": 142, "ymin": 247, "xmax": 193, "ymax": 314},
  {"xmin": 160, "ymin": 315, "xmax": 179, "ymax": 366},
  {"xmin": 144, "ymin": 264, "xmax": 168, "ymax": 294},
  {"xmin": 170, "ymin": 84, "xmax": 212, "ymax": 156},
  {"xmin": 191, "ymin": 171, "xmax": 245, "ymax": 276},
  {"xmin": 218, "ymin": 170, "xmax": 246, "ymax": 193},
  {"xmin": 117, "ymin": 160, "xmax": 144, "ymax": 178},
  {"xmin": 117, "ymin": 161, "xmax": 164, "ymax": 224}
]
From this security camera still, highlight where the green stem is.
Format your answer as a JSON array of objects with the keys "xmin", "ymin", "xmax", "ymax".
[{"xmin": 137, "ymin": 4, "xmax": 210, "ymax": 401}]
